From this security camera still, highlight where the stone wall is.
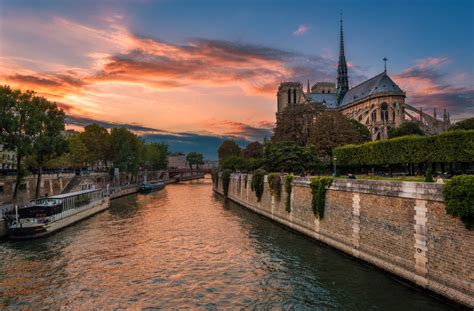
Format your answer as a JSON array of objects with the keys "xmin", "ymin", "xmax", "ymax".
[{"xmin": 214, "ymin": 174, "xmax": 473, "ymax": 307}]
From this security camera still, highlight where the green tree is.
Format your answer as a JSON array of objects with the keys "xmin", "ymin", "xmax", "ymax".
[
  {"xmin": 218, "ymin": 140, "xmax": 241, "ymax": 161},
  {"xmin": 273, "ymin": 103, "xmax": 323, "ymax": 146},
  {"xmin": 31, "ymin": 97, "xmax": 68, "ymax": 197},
  {"xmin": 186, "ymin": 152, "xmax": 204, "ymax": 169},
  {"xmin": 0, "ymin": 86, "xmax": 43, "ymax": 201},
  {"xmin": 310, "ymin": 111, "xmax": 360, "ymax": 160},
  {"xmin": 263, "ymin": 141, "xmax": 321, "ymax": 175},
  {"xmin": 110, "ymin": 128, "xmax": 144, "ymax": 177},
  {"xmin": 143, "ymin": 143, "xmax": 169, "ymax": 170},
  {"xmin": 66, "ymin": 135, "xmax": 89, "ymax": 168},
  {"xmin": 349, "ymin": 119, "xmax": 372, "ymax": 142},
  {"xmin": 242, "ymin": 141, "xmax": 263, "ymax": 159},
  {"xmin": 220, "ymin": 155, "xmax": 248, "ymax": 171},
  {"xmin": 388, "ymin": 122, "xmax": 424, "ymax": 138},
  {"xmin": 448, "ymin": 118, "xmax": 474, "ymax": 131},
  {"xmin": 79, "ymin": 124, "xmax": 111, "ymax": 168}
]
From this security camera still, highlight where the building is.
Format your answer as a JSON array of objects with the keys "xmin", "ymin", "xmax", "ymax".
[
  {"xmin": 0, "ymin": 145, "xmax": 17, "ymax": 171},
  {"xmin": 167, "ymin": 154, "xmax": 188, "ymax": 169},
  {"xmin": 277, "ymin": 17, "xmax": 451, "ymax": 140}
]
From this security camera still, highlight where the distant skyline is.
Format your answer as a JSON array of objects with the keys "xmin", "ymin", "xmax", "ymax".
[{"xmin": 1, "ymin": 0, "xmax": 473, "ymax": 149}]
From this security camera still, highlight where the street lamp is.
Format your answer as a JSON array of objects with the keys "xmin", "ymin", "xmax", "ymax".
[{"xmin": 333, "ymin": 156, "xmax": 337, "ymax": 177}]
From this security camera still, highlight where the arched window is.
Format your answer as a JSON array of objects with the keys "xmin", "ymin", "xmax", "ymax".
[
  {"xmin": 381, "ymin": 103, "xmax": 389, "ymax": 123},
  {"xmin": 287, "ymin": 89, "xmax": 291, "ymax": 104},
  {"xmin": 293, "ymin": 89, "xmax": 297, "ymax": 103},
  {"xmin": 371, "ymin": 105, "xmax": 377, "ymax": 123}
]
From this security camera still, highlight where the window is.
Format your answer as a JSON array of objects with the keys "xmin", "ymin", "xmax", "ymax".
[
  {"xmin": 381, "ymin": 103, "xmax": 389, "ymax": 123},
  {"xmin": 0, "ymin": 185, "xmax": 4, "ymax": 194},
  {"xmin": 19, "ymin": 183, "xmax": 27, "ymax": 191}
]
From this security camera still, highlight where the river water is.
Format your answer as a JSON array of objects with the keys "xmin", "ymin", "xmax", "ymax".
[{"xmin": 0, "ymin": 178, "xmax": 456, "ymax": 309}]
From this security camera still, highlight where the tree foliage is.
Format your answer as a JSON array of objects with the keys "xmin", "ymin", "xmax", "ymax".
[
  {"xmin": 349, "ymin": 119, "xmax": 372, "ymax": 142},
  {"xmin": 242, "ymin": 141, "xmax": 263, "ymax": 159},
  {"xmin": 310, "ymin": 111, "xmax": 360, "ymax": 159},
  {"xmin": 186, "ymin": 152, "xmax": 204, "ymax": 169},
  {"xmin": 80, "ymin": 124, "xmax": 111, "ymax": 167},
  {"xmin": 109, "ymin": 127, "xmax": 144, "ymax": 174},
  {"xmin": 218, "ymin": 140, "xmax": 241, "ymax": 161},
  {"xmin": 388, "ymin": 122, "xmax": 424, "ymax": 138},
  {"xmin": 273, "ymin": 103, "xmax": 322, "ymax": 146},
  {"xmin": 263, "ymin": 141, "xmax": 321, "ymax": 175},
  {"xmin": 448, "ymin": 118, "xmax": 474, "ymax": 131},
  {"xmin": 442, "ymin": 175, "xmax": 474, "ymax": 230},
  {"xmin": 0, "ymin": 86, "xmax": 68, "ymax": 201},
  {"xmin": 144, "ymin": 143, "xmax": 168, "ymax": 170}
]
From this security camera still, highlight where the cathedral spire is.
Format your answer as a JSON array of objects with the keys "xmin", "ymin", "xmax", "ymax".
[{"xmin": 336, "ymin": 13, "xmax": 349, "ymax": 105}]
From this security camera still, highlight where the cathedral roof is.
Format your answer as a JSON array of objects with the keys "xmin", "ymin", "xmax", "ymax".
[
  {"xmin": 306, "ymin": 93, "xmax": 338, "ymax": 108},
  {"xmin": 339, "ymin": 72, "xmax": 405, "ymax": 107}
]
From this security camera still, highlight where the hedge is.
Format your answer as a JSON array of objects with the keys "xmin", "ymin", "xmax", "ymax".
[
  {"xmin": 442, "ymin": 175, "xmax": 474, "ymax": 230},
  {"xmin": 334, "ymin": 130, "xmax": 474, "ymax": 166}
]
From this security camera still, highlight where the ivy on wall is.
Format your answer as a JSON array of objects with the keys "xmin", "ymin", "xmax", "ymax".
[
  {"xmin": 251, "ymin": 169, "xmax": 266, "ymax": 202},
  {"xmin": 442, "ymin": 175, "xmax": 474, "ymax": 230},
  {"xmin": 222, "ymin": 169, "xmax": 232, "ymax": 198},
  {"xmin": 310, "ymin": 176, "xmax": 333, "ymax": 219},
  {"xmin": 284, "ymin": 175, "xmax": 294, "ymax": 213},
  {"xmin": 267, "ymin": 173, "xmax": 282, "ymax": 200}
]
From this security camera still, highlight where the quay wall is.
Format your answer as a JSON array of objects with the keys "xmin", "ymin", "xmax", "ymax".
[{"xmin": 214, "ymin": 174, "xmax": 473, "ymax": 307}]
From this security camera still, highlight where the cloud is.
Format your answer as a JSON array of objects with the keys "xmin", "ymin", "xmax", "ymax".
[
  {"xmin": 65, "ymin": 115, "xmax": 266, "ymax": 159},
  {"xmin": 393, "ymin": 57, "xmax": 473, "ymax": 121},
  {"xmin": 293, "ymin": 25, "xmax": 310, "ymax": 36}
]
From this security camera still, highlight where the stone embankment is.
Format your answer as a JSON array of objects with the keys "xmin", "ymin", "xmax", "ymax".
[{"xmin": 214, "ymin": 174, "xmax": 473, "ymax": 308}]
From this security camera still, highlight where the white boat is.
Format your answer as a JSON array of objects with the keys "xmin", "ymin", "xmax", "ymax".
[{"xmin": 4, "ymin": 189, "xmax": 109, "ymax": 239}]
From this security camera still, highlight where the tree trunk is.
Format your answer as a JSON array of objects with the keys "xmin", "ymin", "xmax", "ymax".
[
  {"xmin": 12, "ymin": 155, "xmax": 22, "ymax": 202},
  {"xmin": 35, "ymin": 165, "xmax": 43, "ymax": 198}
]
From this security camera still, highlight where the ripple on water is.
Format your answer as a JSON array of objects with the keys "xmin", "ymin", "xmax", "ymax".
[{"xmin": 0, "ymin": 178, "xmax": 457, "ymax": 309}]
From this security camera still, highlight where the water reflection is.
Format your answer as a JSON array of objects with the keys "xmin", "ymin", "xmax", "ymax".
[{"xmin": 0, "ymin": 178, "xmax": 455, "ymax": 309}]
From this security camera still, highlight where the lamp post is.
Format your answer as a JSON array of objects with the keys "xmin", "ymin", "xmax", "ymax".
[{"xmin": 333, "ymin": 156, "xmax": 337, "ymax": 177}]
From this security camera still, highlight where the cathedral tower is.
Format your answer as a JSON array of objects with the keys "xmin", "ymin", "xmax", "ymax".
[{"xmin": 336, "ymin": 15, "xmax": 349, "ymax": 105}]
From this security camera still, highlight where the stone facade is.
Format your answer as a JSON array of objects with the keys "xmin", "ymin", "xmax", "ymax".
[{"xmin": 214, "ymin": 174, "xmax": 473, "ymax": 307}]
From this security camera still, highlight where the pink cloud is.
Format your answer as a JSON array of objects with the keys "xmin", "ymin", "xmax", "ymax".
[{"xmin": 293, "ymin": 25, "xmax": 310, "ymax": 36}]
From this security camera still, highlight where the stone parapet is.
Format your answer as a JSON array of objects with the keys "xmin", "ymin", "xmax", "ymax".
[{"xmin": 214, "ymin": 173, "xmax": 473, "ymax": 308}]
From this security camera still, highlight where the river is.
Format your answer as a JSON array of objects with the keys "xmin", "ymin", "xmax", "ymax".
[{"xmin": 0, "ymin": 178, "xmax": 456, "ymax": 309}]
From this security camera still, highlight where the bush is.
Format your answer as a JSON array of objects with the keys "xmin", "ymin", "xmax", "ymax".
[
  {"xmin": 310, "ymin": 176, "xmax": 333, "ymax": 219},
  {"xmin": 267, "ymin": 173, "xmax": 282, "ymax": 200},
  {"xmin": 388, "ymin": 122, "xmax": 424, "ymax": 138},
  {"xmin": 442, "ymin": 175, "xmax": 474, "ymax": 230},
  {"xmin": 334, "ymin": 130, "xmax": 474, "ymax": 166},
  {"xmin": 222, "ymin": 169, "xmax": 232, "ymax": 197},
  {"xmin": 251, "ymin": 169, "xmax": 266, "ymax": 202},
  {"xmin": 284, "ymin": 175, "xmax": 294, "ymax": 212}
]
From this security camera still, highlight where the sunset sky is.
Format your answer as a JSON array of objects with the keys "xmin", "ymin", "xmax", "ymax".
[{"xmin": 1, "ymin": 0, "xmax": 473, "ymax": 158}]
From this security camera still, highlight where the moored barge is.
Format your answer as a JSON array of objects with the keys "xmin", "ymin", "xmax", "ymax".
[
  {"xmin": 139, "ymin": 180, "xmax": 165, "ymax": 193},
  {"xmin": 4, "ymin": 189, "xmax": 109, "ymax": 239}
]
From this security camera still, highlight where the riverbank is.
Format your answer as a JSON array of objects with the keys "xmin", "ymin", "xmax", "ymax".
[{"xmin": 213, "ymin": 174, "xmax": 473, "ymax": 308}]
